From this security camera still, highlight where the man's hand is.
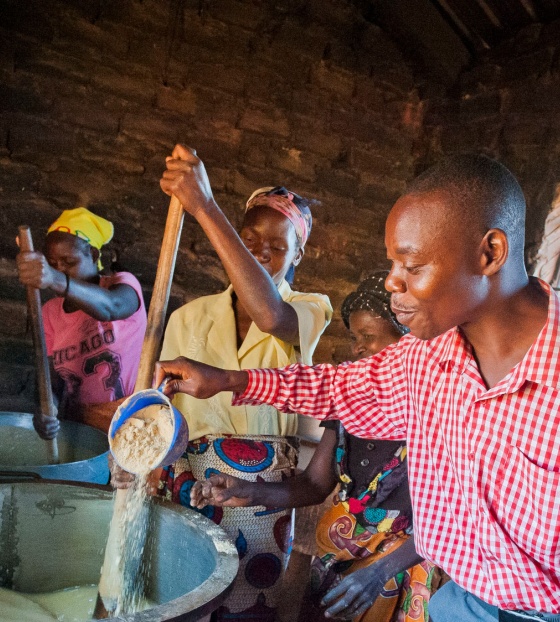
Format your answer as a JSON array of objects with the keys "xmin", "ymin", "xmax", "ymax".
[
  {"xmin": 33, "ymin": 414, "xmax": 60, "ymax": 440},
  {"xmin": 160, "ymin": 144, "xmax": 216, "ymax": 217},
  {"xmin": 191, "ymin": 473, "xmax": 254, "ymax": 509},
  {"xmin": 154, "ymin": 357, "xmax": 248, "ymax": 399},
  {"xmin": 321, "ymin": 563, "xmax": 387, "ymax": 619},
  {"xmin": 17, "ymin": 251, "xmax": 65, "ymax": 292}
]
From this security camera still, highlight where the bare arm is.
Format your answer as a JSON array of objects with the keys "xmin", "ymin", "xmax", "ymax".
[
  {"xmin": 191, "ymin": 429, "xmax": 338, "ymax": 509},
  {"xmin": 17, "ymin": 251, "xmax": 140, "ymax": 321},
  {"xmin": 32, "ymin": 356, "xmax": 61, "ymax": 440},
  {"xmin": 160, "ymin": 144, "xmax": 299, "ymax": 343},
  {"xmin": 322, "ymin": 535, "xmax": 423, "ymax": 619}
]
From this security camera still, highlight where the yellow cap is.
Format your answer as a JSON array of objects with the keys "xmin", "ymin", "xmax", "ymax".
[{"xmin": 47, "ymin": 207, "xmax": 114, "ymax": 250}]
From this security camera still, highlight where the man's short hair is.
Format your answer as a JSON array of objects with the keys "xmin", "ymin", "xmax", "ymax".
[{"xmin": 406, "ymin": 153, "xmax": 526, "ymax": 252}]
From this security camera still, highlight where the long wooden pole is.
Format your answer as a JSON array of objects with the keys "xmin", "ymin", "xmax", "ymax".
[
  {"xmin": 94, "ymin": 195, "xmax": 184, "ymax": 618},
  {"xmin": 18, "ymin": 225, "xmax": 59, "ymax": 465}
]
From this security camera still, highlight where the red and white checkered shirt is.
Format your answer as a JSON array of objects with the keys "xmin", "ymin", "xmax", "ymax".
[{"xmin": 233, "ymin": 279, "xmax": 560, "ymax": 612}]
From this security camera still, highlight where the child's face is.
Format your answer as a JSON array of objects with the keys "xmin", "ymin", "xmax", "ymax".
[
  {"xmin": 348, "ymin": 310, "xmax": 401, "ymax": 359},
  {"xmin": 45, "ymin": 232, "xmax": 99, "ymax": 281},
  {"xmin": 240, "ymin": 205, "xmax": 303, "ymax": 285}
]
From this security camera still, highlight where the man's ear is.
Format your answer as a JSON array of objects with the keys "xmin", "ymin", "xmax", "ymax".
[
  {"xmin": 480, "ymin": 228, "xmax": 508, "ymax": 276},
  {"xmin": 292, "ymin": 246, "xmax": 304, "ymax": 268}
]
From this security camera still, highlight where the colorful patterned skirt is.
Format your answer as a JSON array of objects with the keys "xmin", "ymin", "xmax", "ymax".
[
  {"xmin": 158, "ymin": 434, "xmax": 298, "ymax": 621},
  {"xmin": 303, "ymin": 498, "xmax": 438, "ymax": 622}
]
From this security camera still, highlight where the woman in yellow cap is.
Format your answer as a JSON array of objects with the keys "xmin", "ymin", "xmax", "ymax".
[
  {"xmin": 16, "ymin": 207, "xmax": 147, "ymax": 437},
  {"xmin": 155, "ymin": 144, "xmax": 332, "ymax": 620}
]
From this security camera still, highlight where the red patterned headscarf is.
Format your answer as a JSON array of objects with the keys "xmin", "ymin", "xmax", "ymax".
[{"xmin": 245, "ymin": 186, "xmax": 313, "ymax": 247}]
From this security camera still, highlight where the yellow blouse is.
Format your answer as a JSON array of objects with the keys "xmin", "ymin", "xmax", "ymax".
[{"xmin": 160, "ymin": 280, "xmax": 333, "ymax": 440}]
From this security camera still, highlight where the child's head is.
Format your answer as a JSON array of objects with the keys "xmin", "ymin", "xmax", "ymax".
[
  {"xmin": 342, "ymin": 271, "xmax": 409, "ymax": 359},
  {"xmin": 46, "ymin": 207, "xmax": 113, "ymax": 280},
  {"xmin": 242, "ymin": 187, "xmax": 316, "ymax": 285}
]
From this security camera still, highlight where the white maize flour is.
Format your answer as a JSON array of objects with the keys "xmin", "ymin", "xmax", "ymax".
[{"xmin": 111, "ymin": 403, "xmax": 174, "ymax": 475}]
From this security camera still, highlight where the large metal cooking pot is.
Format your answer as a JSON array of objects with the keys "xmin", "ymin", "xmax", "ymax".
[
  {"xmin": 0, "ymin": 480, "xmax": 238, "ymax": 621},
  {"xmin": 0, "ymin": 412, "xmax": 109, "ymax": 484}
]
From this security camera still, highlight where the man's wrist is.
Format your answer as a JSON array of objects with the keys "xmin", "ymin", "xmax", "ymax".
[{"xmin": 224, "ymin": 369, "xmax": 249, "ymax": 394}]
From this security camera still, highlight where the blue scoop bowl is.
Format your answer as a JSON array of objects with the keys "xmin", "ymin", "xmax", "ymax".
[{"xmin": 108, "ymin": 386, "xmax": 189, "ymax": 473}]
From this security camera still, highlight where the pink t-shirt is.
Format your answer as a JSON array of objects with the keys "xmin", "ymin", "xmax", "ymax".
[{"xmin": 43, "ymin": 272, "xmax": 147, "ymax": 410}]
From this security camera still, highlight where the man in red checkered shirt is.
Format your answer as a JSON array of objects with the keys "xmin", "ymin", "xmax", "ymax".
[{"xmin": 156, "ymin": 154, "xmax": 560, "ymax": 622}]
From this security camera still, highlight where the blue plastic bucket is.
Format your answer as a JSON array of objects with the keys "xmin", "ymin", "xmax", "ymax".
[
  {"xmin": 0, "ymin": 413, "xmax": 110, "ymax": 484},
  {"xmin": 108, "ymin": 388, "xmax": 188, "ymax": 474}
]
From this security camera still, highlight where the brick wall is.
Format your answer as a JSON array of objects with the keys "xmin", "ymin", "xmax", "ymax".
[
  {"xmin": 421, "ymin": 19, "xmax": 560, "ymax": 267},
  {"xmin": 0, "ymin": 0, "xmax": 421, "ymax": 411}
]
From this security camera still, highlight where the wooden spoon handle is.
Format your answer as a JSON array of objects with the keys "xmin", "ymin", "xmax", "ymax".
[{"xmin": 18, "ymin": 225, "xmax": 59, "ymax": 465}]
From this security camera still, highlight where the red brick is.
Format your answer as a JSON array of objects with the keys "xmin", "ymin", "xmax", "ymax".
[
  {"xmin": 239, "ymin": 105, "xmax": 290, "ymax": 138},
  {"xmin": 120, "ymin": 111, "xmax": 182, "ymax": 145},
  {"xmin": 52, "ymin": 94, "xmax": 120, "ymax": 134},
  {"xmin": 0, "ymin": 299, "xmax": 29, "ymax": 336},
  {"xmin": 188, "ymin": 61, "xmax": 246, "ymax": 96},
  {"xmin": 291, "ymin": 121, "xmax": 343, "ymax": 160},
  {"xmin": 207, "ymin": 0, "xmax": 264, "ymax": 30},
  {"xmin": 315, "ymin": 168, "xmax": 359, "ymax": 199},
  {"xmin": 99, "ymin": 0, "xmax": 168, "ymax": 38},
  {"xmin": 353, "ymin": 81, "xmax": 386, "ymax": 110},
  {"xmin": 192, "ymin": 86, "xmax": 240, "ymax": 127},
  {"xmin": 91, "ymin": 63, "xmax": 155, "ymax": 104},
  {"xmin": 156, "ymin": 86, "xmax": 197, "ymax": 116},
  {"xmin": 56, "ymin": 15, "xmax": 130, "ymax": 59},
  {"xmin": 8, "ymin": 115, "xmax": 76, "ymax": 159},
  {"xmin": 267, "ymin": 147, "xmax": 317, "ymax": 182},
  {"xmin": 350, "ymin": 146, "xmax": 414, "ymax": 178},
  {"xmin": 269, "ymin": 18, "xmax": 330, "ymax": 61},
  {"xmin": 15, "ymin": 45, "xmax": 91, "ymax": 86},
  {"xmin": 311, "ymin": 61, "xmax": 355, "ymax": 99},
  {"xmin": 0, "ymin": 76, "xmax": 53, "ymax": 115}
]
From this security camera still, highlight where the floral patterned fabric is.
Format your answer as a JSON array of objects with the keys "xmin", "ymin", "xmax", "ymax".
[
  {"xmin": 306, "ymin": 501, "xmax": 437, "ymax": 622},
  {"xmin": 158, "ymin": 434, "xmax": 298, "ymax": 621},
  {"xmin": 301, "ymin": 422, "xmax": 438, "ymax": 622}
]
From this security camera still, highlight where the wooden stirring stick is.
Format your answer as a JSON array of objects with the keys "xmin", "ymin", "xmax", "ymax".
[
  {"xmin": 94, "ymin": 195, "xmax": 184, "ymax": 618},
  {"xmin": 18, "ymin": 225, "xmax": 59, "ymax": 465}
]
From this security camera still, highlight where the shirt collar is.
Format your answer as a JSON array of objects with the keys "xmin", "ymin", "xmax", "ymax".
[
  {"xmin": 512, "ymin": 278, "xmax": 560, "ymax": 389},
  {"xmin": 438, "ymin": 326, "xmax": 473, "ymax": 375},
  {"xmin": 438, "ymin": 278, "xmax": 560, "ymax": 394}
]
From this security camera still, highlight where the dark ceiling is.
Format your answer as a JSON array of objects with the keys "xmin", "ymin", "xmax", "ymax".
[{"xmin": 357, "ymin": 0, "xmax": 560, "ymax": 85}]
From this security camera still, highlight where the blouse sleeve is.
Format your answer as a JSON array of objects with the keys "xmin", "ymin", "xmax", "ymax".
[{"xmin": 287, "ymin": 293, "xmax": 333, "ymax": 365}]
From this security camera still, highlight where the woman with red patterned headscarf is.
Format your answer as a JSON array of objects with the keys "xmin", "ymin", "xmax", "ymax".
[{"xmin": 156, "ymin": 145, "xmax": 332, "ymax": 620}]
